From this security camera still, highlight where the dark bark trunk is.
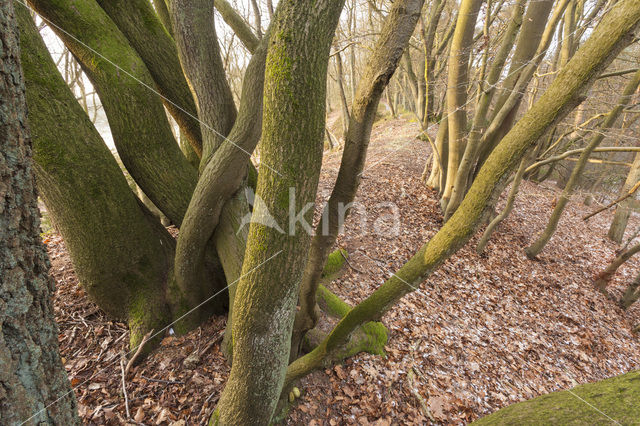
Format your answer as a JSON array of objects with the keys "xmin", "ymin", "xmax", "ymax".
[{"xmin": 0, "ymin": 2, "xmax": 78, "ymax": 422}]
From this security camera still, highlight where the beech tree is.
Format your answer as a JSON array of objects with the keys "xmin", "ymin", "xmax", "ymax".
[{"xmin": 14, "ymin": 0, "xmax": 640, "ymax": 423}]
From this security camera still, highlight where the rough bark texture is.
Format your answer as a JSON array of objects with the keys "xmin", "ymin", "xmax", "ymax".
[
  {"xmin": 214, "ymin": 1, "xmax": 345, "ymax": 423},
  {"xmin": 284, "ymin": 0, "xmax": 640, "ymax": 390},
  {"xmin": 96, "ymin": 0, "xmax": 203, "ymax": 155},
  {"xmin": 169, "ymin": 0, "xmax": 237, "ymax": 166},
  {"xmin": 0, "ymin": 2, "xmax": 78, "ymax": 423}
]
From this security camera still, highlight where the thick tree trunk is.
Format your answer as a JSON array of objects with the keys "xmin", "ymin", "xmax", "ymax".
[
  {"xmin": 27, "ymin": 0, "xmax": 198, "ymax": 227},
  {"xmin": 169, "ymin": 0, "xmax": 268, "ymax": 330},
  {"xmin": 17, "ymin": 6, "xmax": 177, "ymax": 348},
  {"xmin": 443, "ymin": 0, "xmax": 528, "ymax": 218},
  {"xmin": 168, "ymin": 0, "xmax": 237, "ymax": 167},
  {"xmin": 0, "ymin": 2, "xmax": 78, "ymax": 422},
  {"xmin": 96, "ymin": 0, "xmax": 204, "ymax": 154},
  {"xmin": 214, "ymin": 1, "xmax": 345, "ymax": 423}
]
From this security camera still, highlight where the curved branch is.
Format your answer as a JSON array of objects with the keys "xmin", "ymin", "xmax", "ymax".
[
  {"xmin": 284, "ymin": 0, "xmax": 640, "ymax": 388},
  {"xmin": 214, "ymin": 0, "xmax": 260, "ymax": 53}
]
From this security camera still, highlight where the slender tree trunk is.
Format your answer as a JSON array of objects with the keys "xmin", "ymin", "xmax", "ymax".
[
  {"xmin": 422, "ymin": 0, "xmax": 446, "ymax": 125},
  {"xmin": 594, "ymin": 241, "xmax": 640, "ymax": 292},
  {"xmin": 1, "ymin": 2, "xmax": 78, "ymax": 422},
  {"xmin": 621, "ymin": 271, "xmax": 640, "ymax": 309},
  {"xmin": 440, "ymin": 0, "xmax": 483, "ymax": 212},
  {"xmin": 335, "ymin": 52, "xmax": 351, "ymax": 138},
  {"xmin": 477, "ymin": 152, "xmax": 532, "ymax": 254},
  {"xmin": 292, "ymin": 0, "xmax": 424, "ymax": 359},
  {"xmin": 609, "ymin": 150, "xmax": 640, "ymax": 243},
  {"xmin": 526, "ymin": 68, "xmax": 640, "ymax": 258}
]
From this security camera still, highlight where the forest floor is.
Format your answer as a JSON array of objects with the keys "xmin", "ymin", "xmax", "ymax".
[{"xmin": 46, "ymin": 116, "xmax": 640, "ymax": 425}]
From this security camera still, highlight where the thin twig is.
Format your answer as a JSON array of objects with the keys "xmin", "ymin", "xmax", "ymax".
[
  {"xmin": 407, "ymin": 369, "xmax": 434, "ymax": 421},
  {"xmin": 199, "ymin": 331, "xmax": 225, "ymax": 357},
  {"xmin": 340, "ymin": 249, "xmax": 365, "ymax": 274},
  {"xmin": 140, "ymin": 375, "xmax": 184, "ymax": 385},
  {"xmin": 120, "ymin": 356, "xmax": 131, "ymax": 420},
  {"xmin": 583, "ymin": 180, "xmax": 640, "ymax": 221},
  {"xmin": 125, "ymin": 329, "xmax": 154, "ymax": 376}
]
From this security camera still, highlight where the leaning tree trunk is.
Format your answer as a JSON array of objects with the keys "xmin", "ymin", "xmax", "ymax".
[
  {"xmin": 526, "ymin": 68, "xmax": 640, "ymax": 258},
  {"xmin": 292, "ymin": 0, "xmax": 424, "ymax": 359},
  {"xmin": 17, "ymin": 6, "xmax": 178, "ymax": 349},
  {"xmin": 594, "ymin": 241, "xmax": 640, "ymax": 292},
  {"xmin": 0, "ymin": 1, "xmax": 78, "ymax": 423}
]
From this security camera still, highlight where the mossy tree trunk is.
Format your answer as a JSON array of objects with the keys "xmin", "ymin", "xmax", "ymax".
[
  {"xmin": 26, "ymin": 0, "xmax": 198, "ymax": 227},
  {"xmin": 213, "ymin": 1, "xmax": 345, "ymax": 423},
  {"xmin": 1, "ymin": 2, "xmax": 78, "ymax": 422},
  {"xmin": 17, "ymin": 5, "xmax": 180, "ymax": 349}
]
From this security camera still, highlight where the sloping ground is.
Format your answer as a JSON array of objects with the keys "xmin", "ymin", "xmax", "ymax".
[
  {"xmin": 46, "ymin": 117, "xmax": 640, "ymax": 425},
  {"xmin": 471, "ymin": 370, "xmax": 640, "ymax": 425}
]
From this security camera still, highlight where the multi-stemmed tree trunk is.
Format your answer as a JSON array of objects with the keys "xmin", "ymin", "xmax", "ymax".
[
  {"xmin": 0, "ymin": 1, "xmax": 77, "ymax": 423},
  {"xmin": 13, "ymin": 0, "xmax": 640, "ymax": 423}
]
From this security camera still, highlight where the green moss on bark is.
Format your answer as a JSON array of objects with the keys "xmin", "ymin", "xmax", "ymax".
[{"xmin": 472, "ymin": 371, "xmax": 640, "ymax": 425}]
